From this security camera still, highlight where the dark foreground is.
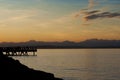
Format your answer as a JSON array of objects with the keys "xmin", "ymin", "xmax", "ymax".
[{"xmin": 0, "ymin": 53, "xmax": 63, "ymax": 80}]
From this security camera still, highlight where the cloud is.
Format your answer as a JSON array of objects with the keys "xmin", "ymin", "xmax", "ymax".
[
  {"xmin": 88, "ymin": 0, "xmax": 97, "ymax": 9},
  {"xmin": 0, "ymin": 9, "xmax": 39, "ymax": 24},
  {"xmin": 74, "ymin": 10, "xmax": 100, "ymax": 19},
  {"xmin": 74, "ymin": 11, "xmax": 81, "ymax": 18},
  {"xmin": 82, "ymin": 10, "xmax": 100, "ymax": 15},
  {"xmin": 74, "ymin": 0, "xmax": 120, "ymax": 21},
  {"xmin": 84, "ymin": 12, "xmax": 120, "ymax": 21},
  {"xmin": 74, "ymin": 0, "xmax": 99, "ymax": 18}
]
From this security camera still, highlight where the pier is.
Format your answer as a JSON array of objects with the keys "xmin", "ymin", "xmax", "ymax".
[{"xmin": 0, "ymin": 47, "xmax": 37, "ymax": 56}]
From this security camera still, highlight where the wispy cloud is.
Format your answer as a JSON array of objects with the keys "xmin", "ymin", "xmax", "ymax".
[
  {"xmin": 88, "ymin": 0, "xmax": 97, "ymax": 9},
  {"xmin": 82, "ymin": 10, "xmax": 100, "ymax": 15},
  {"xmin": 0, "ymin": 9, "xmax": 39, "ymax": 24},
  {"xmin": 74, "ymin": 0, "xmax": 98, "ymax": 18}
]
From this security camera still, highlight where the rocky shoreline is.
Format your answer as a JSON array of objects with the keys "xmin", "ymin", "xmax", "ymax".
[{"xmin": 0, "ymin": 53, "xmax": 63, "ymax": 80}]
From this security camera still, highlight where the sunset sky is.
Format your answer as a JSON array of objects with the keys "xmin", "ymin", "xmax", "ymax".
[{"xmin": 0, "ymin": 0, "xmax": 120, "ymax": 42}]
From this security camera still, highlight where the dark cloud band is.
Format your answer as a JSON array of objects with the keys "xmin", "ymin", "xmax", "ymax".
[{"xmin": 85, "ymin": 12, "xmax": 120, "ymax": 21}]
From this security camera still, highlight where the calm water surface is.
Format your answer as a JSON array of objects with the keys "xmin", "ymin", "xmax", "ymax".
[{"xmin": 13, "ymin": 49, "xmax": 120, "ymax": 80}]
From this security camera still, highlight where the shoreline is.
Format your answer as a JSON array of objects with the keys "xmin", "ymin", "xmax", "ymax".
[
  {"xmin": 0, "ymin": 54, "xmax": 63, "ymax": 80},
  {"xmin": 37, "ymin": 47, "xmax": 120, "ymax": 49}
]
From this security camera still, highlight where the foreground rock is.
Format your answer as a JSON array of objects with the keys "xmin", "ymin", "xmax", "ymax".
[{"xmin": 0, "ymin": 54, "xmax": 63, "ymax": 80}]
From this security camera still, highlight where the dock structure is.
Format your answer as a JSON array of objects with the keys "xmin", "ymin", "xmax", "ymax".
[{"xmin": 0, "ymin": 47, "xmax": 37, "ymax": 56}]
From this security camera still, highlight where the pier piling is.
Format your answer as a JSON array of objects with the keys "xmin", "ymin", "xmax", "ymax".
[{"xmin": 0, "ymin": 47, "xmax": 37, "ymax": 56}]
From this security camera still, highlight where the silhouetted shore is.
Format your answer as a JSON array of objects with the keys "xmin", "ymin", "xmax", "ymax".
[{"xmin": 0, "ymin": 53, "xmax": 63, "ymax": 80}]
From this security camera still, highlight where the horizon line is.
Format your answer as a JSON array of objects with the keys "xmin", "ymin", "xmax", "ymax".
[{"xmin": 1, "ymin": 38, "xmax": 120, "ymax": 43}]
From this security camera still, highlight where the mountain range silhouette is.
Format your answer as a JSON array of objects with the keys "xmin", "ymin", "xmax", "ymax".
[{"xmin": 0, "ymin": 39, "xmax": 120, "ymax": 48}]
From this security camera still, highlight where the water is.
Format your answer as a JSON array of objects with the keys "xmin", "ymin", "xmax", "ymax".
[{"xmin": 13, "ymin": 49, "xmax": 120, "ymax": 80}]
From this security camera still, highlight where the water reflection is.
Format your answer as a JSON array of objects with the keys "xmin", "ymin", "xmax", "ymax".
[{"xmin": 13, "ymin": 49, "xmax": 120, "ymax": 80}]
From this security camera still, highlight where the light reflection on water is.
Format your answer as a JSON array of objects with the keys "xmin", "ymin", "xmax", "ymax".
[{"xmin": 13, "ymin": 49, "xmax": 120, "ymax": 80}]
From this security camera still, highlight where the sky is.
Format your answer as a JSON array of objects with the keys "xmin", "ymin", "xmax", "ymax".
[{"xmin": 0, "ymin": 0, "xmax": 120, "ymax": 42}]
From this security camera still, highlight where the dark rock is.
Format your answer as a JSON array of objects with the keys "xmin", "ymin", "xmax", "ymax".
[{"xmin": 0, "ymin": 54, "xmax": 63, "ymax": 80}]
